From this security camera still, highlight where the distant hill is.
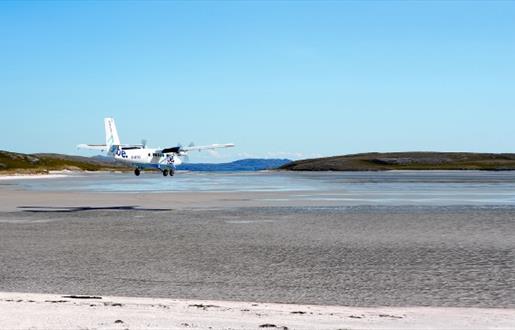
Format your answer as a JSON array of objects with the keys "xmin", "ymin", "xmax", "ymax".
[
  {"xmin": 0, "ymin": 151, "xmax": 290, "ymax": 174},
  {"xmin": 178, "ymin": 159, "xmax": 291, "ymax": 171},
  {"xmin": 0, "ymin": 150, "xmax": 130, "ymax": 174},
  {"xmin": 5, "ymin": 150, "xmax": 515, "ymax": 173},
  {"xmin": 279, "ymin": 152, "xmax": 515, "ymax": 171}
]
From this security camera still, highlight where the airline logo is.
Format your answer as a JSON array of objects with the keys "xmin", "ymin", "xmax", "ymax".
[{"xmin": 110, "ymin": 145, "xmax": 127, "ymax": 158}]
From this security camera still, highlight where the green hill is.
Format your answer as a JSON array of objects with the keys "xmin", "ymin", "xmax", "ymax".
[
  {"xmin": 0, "ymin": 150, "xmax": 130, "ymax": 174},
  {"xmin": 279, "ymin": 152, "xmax": 515, "ymax": 171}
]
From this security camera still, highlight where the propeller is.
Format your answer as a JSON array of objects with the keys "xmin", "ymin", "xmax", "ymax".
[{"xmin": 175, "ymin": 142, "xmax": 194, "ymax": 162}]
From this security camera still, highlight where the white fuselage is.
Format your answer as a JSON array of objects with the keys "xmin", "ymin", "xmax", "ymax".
[{"xmin": 110, "ymin": 146, "xmax": 182, "ymax": 170}]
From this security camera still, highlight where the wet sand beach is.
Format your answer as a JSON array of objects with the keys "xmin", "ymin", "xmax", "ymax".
[{"xmin": 1, "ymin": 172, "xmax": 514, "ymax": 328}]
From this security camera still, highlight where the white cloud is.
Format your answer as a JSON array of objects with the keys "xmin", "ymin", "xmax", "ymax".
[
  {"xmin": 237, "ymin": 151, "xmax": 317, "ymax": 160},
  {"xmin": 265, "ymin": 151, "xmax": 305, "ymax": 159},
  {"xmin": 185, "ymin": 150, "xmax": 321, "ymax": 163}
]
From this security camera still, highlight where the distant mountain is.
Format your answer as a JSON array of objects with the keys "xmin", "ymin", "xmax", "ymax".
[
  {"xmin": 280, "ymin": 152, "xmax": 515, "ymax": 171},
  {"xmin": 178, "ymin": 159, "xmax": 292, "ymax": 171},
  {"xmin": 90, "ymin": 156, "xmax": 291, "ymax": 171}
]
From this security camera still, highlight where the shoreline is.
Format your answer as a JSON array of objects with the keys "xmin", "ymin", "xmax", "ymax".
[
  {"xmin": 0, "ymin": 173, "xmax": 71, "ymax": 180},
  {"xmin": 3, "ymin": 168, "xmax": 515, "ymax": 179},
  {"xmin": 0, "ymin": 170, "xmax": 121, "ymax": 179},
  {"xmin": 1, "ymin": 292, "xmax": 514, "ymax": 330}
]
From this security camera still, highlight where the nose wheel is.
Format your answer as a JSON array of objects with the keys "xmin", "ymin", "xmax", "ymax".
[{"xmin": 134, "ymin": 168, "xmax": 141, "ymax": 176}]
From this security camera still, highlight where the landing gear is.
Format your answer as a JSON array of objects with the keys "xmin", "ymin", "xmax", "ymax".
[
  {"xmin": 169, "ymin": 168, "xmax": 175, "ymax": 176},
  {"xmin": 134, "ymin": 168, "xmax": 141, "ymax": 176},
  {"xmin": 162, "ymin": 169, "xmax": 169, "ymax": 176}
]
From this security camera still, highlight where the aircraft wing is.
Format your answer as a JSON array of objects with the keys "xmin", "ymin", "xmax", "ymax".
[
  {"xmin": 180, "ymin": 143, "xmax": 235, "ymax": 152},
  {"xmin": 161, "ymin": 143, "xmax": 234, "ymax": 154},
  {"xmin": 77, "ymin": 144, "xmax": 108, "ymax": 151}
]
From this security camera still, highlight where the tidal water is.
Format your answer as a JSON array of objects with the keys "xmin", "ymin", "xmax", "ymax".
[{"xmin": 12, "ymin": 170, "xmax": 515, "ymax": 206}]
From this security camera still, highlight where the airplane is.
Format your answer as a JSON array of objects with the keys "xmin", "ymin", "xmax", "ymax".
[{"xmin": 78, "ymin": 118, "xmax": 234, "ymax": 177}]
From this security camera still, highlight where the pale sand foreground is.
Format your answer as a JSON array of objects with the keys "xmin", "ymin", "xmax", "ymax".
[{"xmin": 1, "ymin": 292, "xmax": 514, "ymax": 330}]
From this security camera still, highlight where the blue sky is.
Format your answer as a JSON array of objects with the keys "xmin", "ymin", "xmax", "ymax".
[{"xmin": 1, "ymin": 1, "xmax": 514, "ymax": 162}]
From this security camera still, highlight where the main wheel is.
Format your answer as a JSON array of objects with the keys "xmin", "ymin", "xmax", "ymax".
[
  {"xmin": 134, "ymin": 168, "xmax": 141, "ymax": 176},
  {"xmin": 162, "ymin": 169, "xmax": 169, "ymax": 176},
  {"xmin": 169, "ymin": 169, "xmax": 175, "ymax": 177}
]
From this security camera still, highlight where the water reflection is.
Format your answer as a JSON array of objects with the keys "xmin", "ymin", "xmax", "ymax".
[{"xmin": 13, "ymin": 171, "xmax": 515, "ymax": 206}]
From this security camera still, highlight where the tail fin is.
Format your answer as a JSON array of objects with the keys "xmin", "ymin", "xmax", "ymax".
[{"xmin": 104, "ymin": 117, "xmax": 121, "ymax": 147}]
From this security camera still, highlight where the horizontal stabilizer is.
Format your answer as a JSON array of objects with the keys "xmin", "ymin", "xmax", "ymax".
[{"xmin": 77, "ymin": 144, "xmax": 109, "ymax": 151}]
